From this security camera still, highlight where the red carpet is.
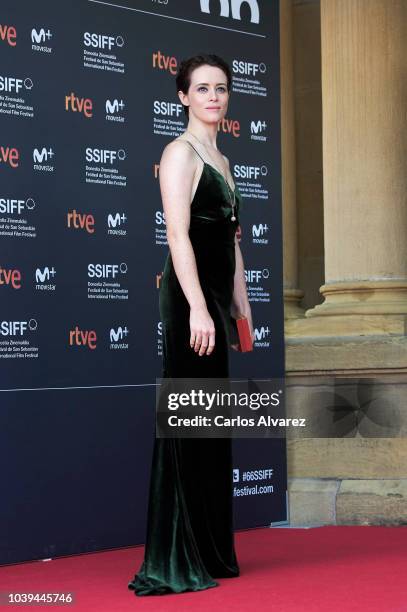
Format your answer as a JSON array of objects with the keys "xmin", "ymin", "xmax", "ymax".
[{"xmin": 1, "ymin": 526, "xmax": 406, "ymax": 611}]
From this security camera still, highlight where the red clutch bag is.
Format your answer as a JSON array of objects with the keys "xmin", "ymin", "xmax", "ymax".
[{"xmin": 229, "ymin": 314, "xmax": 253, "ymax": 352}]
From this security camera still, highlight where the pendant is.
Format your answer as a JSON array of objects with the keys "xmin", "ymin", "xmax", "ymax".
[{"xmin": 231, "ymin": 215, "xmax": 236, "ymax": 221}]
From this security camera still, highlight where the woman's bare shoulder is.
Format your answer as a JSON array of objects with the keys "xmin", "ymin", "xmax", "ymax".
[{"xmin": 160, "ymin": 136, "xmax": 195, "ymax": 168}]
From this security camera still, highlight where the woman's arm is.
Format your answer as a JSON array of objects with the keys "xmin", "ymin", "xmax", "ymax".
[
  {"xmin": 159, "ymin": 141, "xmax": 215, "ymax": 357},
  {"xmin": 231, "ymin": 234, "xmax": 255, "ymax": 346},
  {"xmin": 221, "ymin": 153, "xmax": 255, "ymax": 346}
]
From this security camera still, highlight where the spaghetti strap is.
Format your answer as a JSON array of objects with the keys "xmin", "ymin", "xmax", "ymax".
[{"xmin": 183, "ymin": 139, "xmax": 206, "ymax": 163}]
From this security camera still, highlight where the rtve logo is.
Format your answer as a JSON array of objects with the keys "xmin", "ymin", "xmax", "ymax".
[
  {"xmin": 33, "ymin": 147, "xmax": 54, "ymax": 163},
  {"xmin": 85, "ymin": 148, "xmax": 126, "ymax": 164},
  {"xmin": 31, "ymin": 28, "xmax": 52, "ymax": 43},
  {"xmin": 0, "ymin": 197, "xmax": 35, "ymax": 214},
  {"xmin": 218, "ymin": 117, "xmax": 240, "ymax": 138},
  {"xmin": 87, "ymin": 263, "xmax": 127, "ymax": 279},
  {"xmin": 153, "ymin": 100, "xmax": 183, "ymax": 117},
  {"xmin": 69, "ymin": 326, "xmax": 97, "ymax": 350},
  {"xmin": 0, "ymin": 319, "xmax": 37, "ymax": 336},
  {"xmin": 252, "ymin": 223, "xmax": 268, "ymax": 237},
  {"xmin": 254, "ymin": 326, "xmax": 270, "ymax": 341},
  {"xmin": 67, "ymin": 210, "xmax": 95, "ymax": 233},
  {"xmin": 35, "ymin": 267, "xmax": 56, "ymax": 283},
  {"xmin": 0, "ymin": 265, "xmax": 22, "ymax": 289},
  {"xmin": 83, "ymin": 32, "xmax": 124, "ymax": 50},
  {"xmin": 200, "ymin": 0, "xmax": 260, "ymax": 23},
  {"xmin": 251, "ymin": 120, "xmax": 267, "ymax": 134},
  {"xmin": 156, "ymin": 272, "xmax": 163, "ymax": 289},
  {"xmin": 152, "ymin": 51, "xmax": 177, "ymax": 75},
  {"xmin": 110, "ymin": 326, "xmax": 129, "ymax": 342},
  {"xmin": 107, "ymin": 213, "xmax": 127, "ymax": 228},
  {"xmin": 0, "ymin": 146, "xmax": 19, "ymax": 168},
  {"xmin": 235, "ymin": 164, "xmax": 268, "ymax": 180},
  {"xmin": 245, "ymin": 268, "xmax": 270, "ymax": 283},
  {"xmin": 105, "ymin": 99, "xmax": 125, "ymax": 114},
  {"xmin": 0, "ymin": 76, "xmax": 33, "ymax": 93},
  {"xmin": 233, "ymin": 60, "xmax": 266, "ymax": 76},
  {"xmin": 0, "ymin": 24, "xmax": 17, "ymax": 47},
  {"xmin": 65, "ymin": 92, "xmax": 93, "ymax": 118}
]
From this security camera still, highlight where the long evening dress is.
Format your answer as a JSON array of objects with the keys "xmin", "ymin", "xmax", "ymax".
[{"xmin": 128, "ymin": 139, "xmax": 242, "ymax": 595}]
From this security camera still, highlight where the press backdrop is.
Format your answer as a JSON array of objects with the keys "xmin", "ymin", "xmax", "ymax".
[{"xmin": 0, "ymin": 0, "xmax": 286, "ymax": 564}]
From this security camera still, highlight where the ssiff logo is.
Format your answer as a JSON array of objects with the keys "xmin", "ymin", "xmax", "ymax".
[
  {"xmin": 235, "ymin": 164, "xmax": 268, "ymax": 180},
  {"xmin": 153, "ymin": 100, "xmax": 183, "ymax": 117},
  {"xmin": 0, "ymin": 76, "xmax": 33, "ymax": 93},
  {"xmin": 0, "ymin": 197, "xmax": 35, "ymax": 214},
  {"xmin": 83, "ymin": 32, "xmax": 124, "ymax": 50},
  {"xmin": 233, "ymin": 60, "xmax": 266, "ymax": 76},
  {"xmin": 200, "ymin": 0, "xmax": 260, "ymax": 23},
  {"xmin": 1, "ymin": 319, "xmax": 37, "ymax": 336},
  {"xmin": 155, "ymin": 210, "xmax": 165, "ymax": 225},
  {"xmin": 88, "ymin": 263, "xmax": 127, "ymax": 279},
  {"xmin": 0, "ymin": 24, "xmax": 17, "ymax": 46},
  {"xmin": 245, "ymin": 268, "xmax": 269, "ymax": 283},
  {"xmin": 85, "ymin": 148, "xmax": 126, "ymax": 164}
]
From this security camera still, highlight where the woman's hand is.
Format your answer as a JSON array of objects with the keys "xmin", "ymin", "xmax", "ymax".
[{"xmin": 189, "ymin": 305, "xmax": 216, "ymax": 356}]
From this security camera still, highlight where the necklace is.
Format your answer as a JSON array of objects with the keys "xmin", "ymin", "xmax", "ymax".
[{"xmin": 186, "ymin": 130, "xmax": 237, "ymax": 221}]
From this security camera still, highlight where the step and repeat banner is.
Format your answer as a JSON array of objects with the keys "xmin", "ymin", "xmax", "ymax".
[{"xmin": 0, "ymin": 0, "xmax": 286, "ymax": 564}]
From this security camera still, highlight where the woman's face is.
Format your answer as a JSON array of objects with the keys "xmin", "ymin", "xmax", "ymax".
[{"xmin": 179, "ymin": 64, "xmax": 230, "ymax": 124}]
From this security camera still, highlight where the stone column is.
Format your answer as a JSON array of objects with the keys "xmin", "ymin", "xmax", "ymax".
[
  {"xmin": 304, "ymin": 0, "xmax": 407, "ymax": 336},
  {"xmin": 281, "ymin": 0, "xmax": 305, "ymax": 319}
]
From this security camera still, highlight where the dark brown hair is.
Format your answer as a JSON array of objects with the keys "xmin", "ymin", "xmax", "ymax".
[{"xmin": 176, "ymin": 53, "xmax": 232, "ymax": 118}]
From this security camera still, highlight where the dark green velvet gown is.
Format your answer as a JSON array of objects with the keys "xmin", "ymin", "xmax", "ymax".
[{"xmin": 128, "ymin": 140, "xmax": 242, "ymax": 596}]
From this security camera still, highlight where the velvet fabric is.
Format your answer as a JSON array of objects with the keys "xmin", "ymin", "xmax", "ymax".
[{"xmin": 128, "ymin": 142, "xmax": 242, "ymax": 596}]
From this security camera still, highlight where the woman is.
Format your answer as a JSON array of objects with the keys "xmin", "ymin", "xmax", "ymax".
[{"xmin": 128, "ymin": 53, "xmax": 254, "ymax": 596}]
